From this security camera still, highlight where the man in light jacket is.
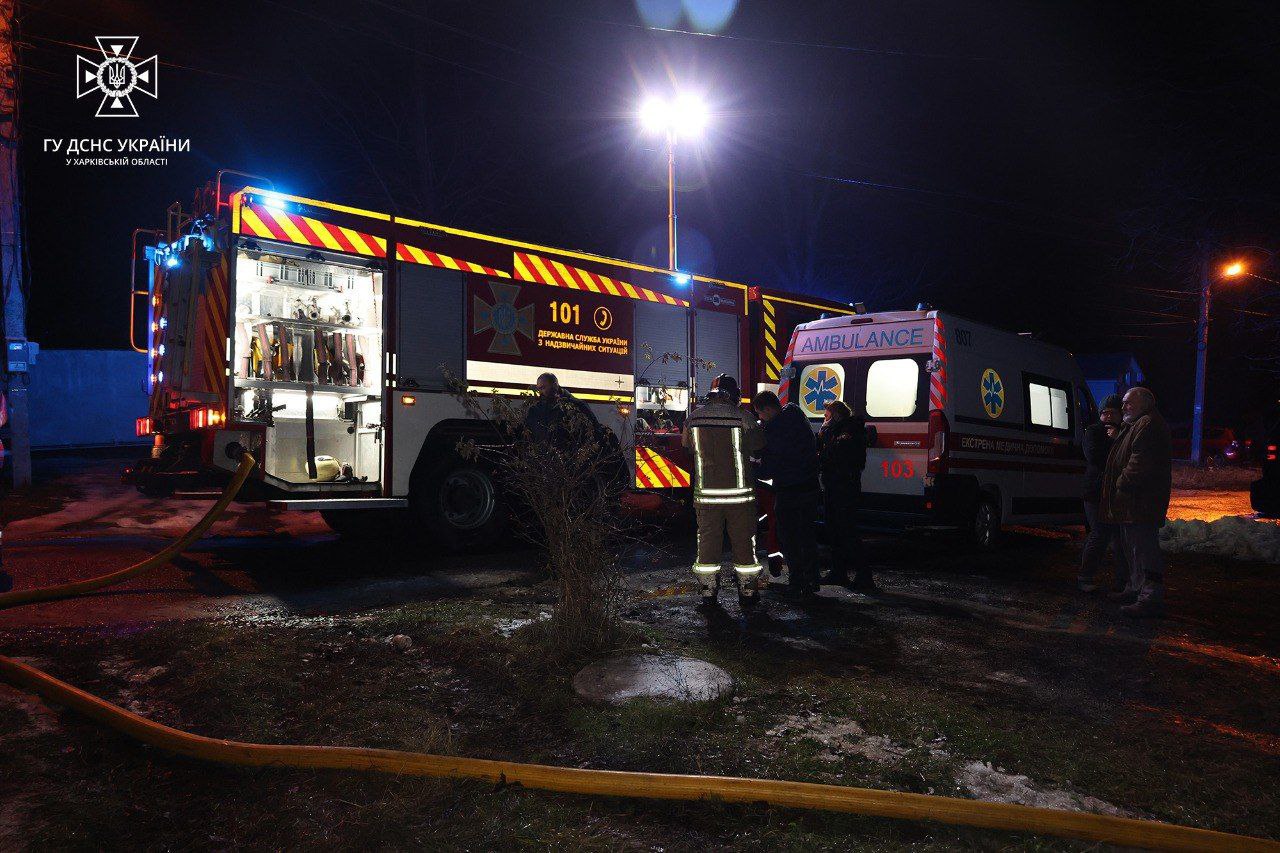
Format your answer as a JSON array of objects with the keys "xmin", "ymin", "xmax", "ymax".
[{"xmin": 1101, "ymin": 387, "xmax": 1173, "ymax": 618}]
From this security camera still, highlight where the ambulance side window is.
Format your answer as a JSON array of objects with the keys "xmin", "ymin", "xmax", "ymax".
[{"xmin": 1024, "ymin": 375, "xmax": 1072, "ymax": 433}]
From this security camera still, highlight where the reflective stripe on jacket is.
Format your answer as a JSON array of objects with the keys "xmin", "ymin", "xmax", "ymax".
[{"xmin": 682, "ymin": 400, "xmax": 764, "ymax": 505}]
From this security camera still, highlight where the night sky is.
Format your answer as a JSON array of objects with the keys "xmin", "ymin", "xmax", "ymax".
[{"xmin": 15, "ymin": 0, "xmax": 1280, "ymax": 430}]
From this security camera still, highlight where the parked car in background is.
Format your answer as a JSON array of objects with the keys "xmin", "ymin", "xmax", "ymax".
[
  {"xmin": 1251, "ymin": 406, "xmax": 1280, "ymax": 517},
  {"xmin": 1170, "ymin": 424, "xmax": 1249, "ymax": 467}
]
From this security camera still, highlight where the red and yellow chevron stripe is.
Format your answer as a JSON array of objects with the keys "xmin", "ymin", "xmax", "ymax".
[
  {"xmin": 513, "ymin": 252, "xmax": 689, "ymax": 307},
  {"xmin": 395, "ymin": 243, "xmax": 510, "ymax": 278},
  {"xmin": 761, "ymin": 298, "xmax": 783, "ymax": 380},
  {"xmin": 196, "ymin": 252, "xmax": 230, "ymax": 399},
  {"xmin": 236, "ymin": 201, "xmax": 387, "ymax": 259},
  {"xmin": 929, "ymin": 316, "xmax": 947, "ymax": 411},
  {"xmin": 634, "ymin": 446, "xmax": 692, "ymax": 489}
]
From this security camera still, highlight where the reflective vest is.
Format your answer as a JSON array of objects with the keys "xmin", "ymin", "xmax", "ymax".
[{"xmin": 682, "ymin": 400, "xmax": 764, "ymax": 505}]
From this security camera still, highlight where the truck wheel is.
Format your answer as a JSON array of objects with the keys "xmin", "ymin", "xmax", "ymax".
[
  {"xmin": 412, "ymin": 455, "xmax": 508, "ymax": 549},
  {"xmin": 972, "ymin": 497, "xmax": 1002, "ymax": 550}
]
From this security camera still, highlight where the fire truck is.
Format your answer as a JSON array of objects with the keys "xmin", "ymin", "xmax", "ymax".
[{"xmin": 127, "ymin": 171, "xmax": 853, "ymax": 543}]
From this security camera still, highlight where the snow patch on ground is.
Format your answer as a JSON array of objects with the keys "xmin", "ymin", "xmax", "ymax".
[
  {"xmin": 956, "ymin": 761, "xmax": 1127, "ymax": 815},
  {"xmin": 766, "ymin": 713, "xmax": 946, "ymax": 764},
  {"xmin": 1160, "ymin": 516, "xmax": 1280, "ymax": 563},
  {"xmin": 764, "ymin": 713, "xmax": 1130, "ymax": 815},
  {"xmin": 493, "ymin": 610, "xmax": 550, "ymax": 637}
]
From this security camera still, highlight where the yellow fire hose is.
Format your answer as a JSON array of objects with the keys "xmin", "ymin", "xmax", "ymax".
[{"xmin": 0, "ymin": 453, "xmax": 1275, "ymax": 852}]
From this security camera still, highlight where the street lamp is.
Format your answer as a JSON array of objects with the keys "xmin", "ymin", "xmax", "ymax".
[
  {"xmin": 1190, "ymin": 258, "xmax": 1270, "ymax": 464},
  {"xmin": 638, "ymin": 92, "xmax": 709, "ymax": 273}
]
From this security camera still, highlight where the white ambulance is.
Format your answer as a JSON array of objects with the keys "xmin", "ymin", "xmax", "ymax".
[{"xmin": 779, "ymin": 308, "xmax": 1090, "ymax": 545}]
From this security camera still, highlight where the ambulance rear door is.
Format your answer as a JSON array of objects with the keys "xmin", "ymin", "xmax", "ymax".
[{"xmin": 789, "ymin": 318, "xmax": 934, "ymax": 516}]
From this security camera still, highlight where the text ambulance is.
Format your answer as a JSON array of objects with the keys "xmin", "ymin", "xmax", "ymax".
[
  {"xmin": 127, "ymin": 172, "xmax": 852, "ymax": 544},
  {"xmin": 780, "ymin": 308, "xmax": 1090, "ymax": 545}
]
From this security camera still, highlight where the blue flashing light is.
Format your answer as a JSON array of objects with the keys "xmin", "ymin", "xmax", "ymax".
[
  {"xmin": 672, "ymin": 272, "xmax": 691, "ymax": 286},
  {"xmin": 165, "ymin": 255, "xmax": 180, "ymax": 268},
  {"xmin": 159, "ymin": 317, "xmax": 168, "ymax": 330},
  {"xmin": 260, "ymin": 192, "xmax": 287, "ymax": 210}
]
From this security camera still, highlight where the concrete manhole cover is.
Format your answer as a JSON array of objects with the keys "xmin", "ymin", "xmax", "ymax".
[{"xmin": 573, "ymin": 654, "xmax": 733, "ymax": 704}]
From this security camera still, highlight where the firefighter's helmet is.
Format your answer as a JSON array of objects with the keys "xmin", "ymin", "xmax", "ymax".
[{"xmin": 709, "ymin": 374, "xmax": 740, "ymax": 403}]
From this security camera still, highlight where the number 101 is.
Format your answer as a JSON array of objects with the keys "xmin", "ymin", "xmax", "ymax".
[{"xmin": 549, "ymin": 301, "xmax": 580, "ymax": 325}]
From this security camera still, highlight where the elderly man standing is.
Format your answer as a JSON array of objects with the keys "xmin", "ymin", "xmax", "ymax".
[{"xmin": 1101, "ymin": 387, "xmax": 1173, "ymax": 618}]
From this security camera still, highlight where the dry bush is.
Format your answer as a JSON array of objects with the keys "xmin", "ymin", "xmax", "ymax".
[{"xmin": 448, "ymin": 379, "xmax": 631, "ymax": 660}]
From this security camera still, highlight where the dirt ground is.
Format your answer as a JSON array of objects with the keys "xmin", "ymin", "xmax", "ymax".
[{"xmin": 0, "ymin": 457, "xmax": 1277, "ymax": 850}]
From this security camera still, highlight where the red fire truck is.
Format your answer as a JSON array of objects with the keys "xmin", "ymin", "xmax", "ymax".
[{"xmin": 127, "ymin": 171, "xmax": 853, "ymax": 543}]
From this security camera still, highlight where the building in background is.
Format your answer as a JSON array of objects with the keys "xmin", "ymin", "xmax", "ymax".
[
  {"xmin": 1076, "ymin": 352, "xmax": 1146, "ymax": 408},
  {"xmin": 28, "ymin": 350, "xmax": 149, "ymax": 449}
]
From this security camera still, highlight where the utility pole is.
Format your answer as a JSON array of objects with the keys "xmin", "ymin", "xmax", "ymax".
[
  {"xmin": 666, "ymin": 130, "xmax": 676, "ymax": 271},
  {"xmin": 1189, "ymin": 243, "xmax": 1211, "ymax": 466},
  {"xmin": 0, "ymin": 0, "xmax": 31, "ymax": 487}
]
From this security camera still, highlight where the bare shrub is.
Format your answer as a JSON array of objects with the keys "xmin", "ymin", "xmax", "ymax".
[{"xmin": 447, "ymin": 377, "xmax": 631, "ymax": 660}]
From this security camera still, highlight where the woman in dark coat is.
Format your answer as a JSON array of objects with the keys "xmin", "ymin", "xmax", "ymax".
[{"xmin": 817, "ymin": 400, "xmax": 877, "ymax": 591}]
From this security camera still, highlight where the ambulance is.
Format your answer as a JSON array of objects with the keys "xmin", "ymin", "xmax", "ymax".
[
  {"xmin": 779, "ymin": 308, "xmax": 1090, "ymax": 545},
  {"xmin": 126, "ymin": 171, "xmax": 852, "ymax": 544}
]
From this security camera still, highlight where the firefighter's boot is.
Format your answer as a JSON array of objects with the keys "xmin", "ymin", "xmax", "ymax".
[{"xmin": 694, "ymin": 565, "xmax": 721, "ymax": 607}]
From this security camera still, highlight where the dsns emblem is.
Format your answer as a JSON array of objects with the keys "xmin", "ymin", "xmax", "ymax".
[{"xmin": 76, "ymin": 37, "xmax": 159, "ymax": 118}]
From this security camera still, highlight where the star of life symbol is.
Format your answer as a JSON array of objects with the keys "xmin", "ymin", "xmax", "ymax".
[
  {"xmin": 803, "ymin": 367, "xmax": 841, "ymax": 413},
  {"xmin": 76, "ymin": 37, "xmax": 159, "ymax": 118}
]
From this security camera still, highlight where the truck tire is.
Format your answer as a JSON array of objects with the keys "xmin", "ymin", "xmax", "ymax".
[
  {"xmin": 412, "ymin": 454, "xmax": 508, "ymax": 549},
  {"xmin": 972, "ymin": 496, "xmax": 1002, "ymax": 550}
]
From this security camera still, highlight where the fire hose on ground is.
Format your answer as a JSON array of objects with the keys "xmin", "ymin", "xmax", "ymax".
[{"xmin": 0, "ymin": 452, "xmax": 1275, "ymax": 853}]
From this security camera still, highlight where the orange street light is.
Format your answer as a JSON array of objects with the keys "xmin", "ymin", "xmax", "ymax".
[{"xmin": 1222, "ymin": 261, "xmax": 1246, "ymax": 278}]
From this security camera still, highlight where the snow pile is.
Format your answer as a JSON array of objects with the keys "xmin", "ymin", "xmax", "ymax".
[
  {"xmin": 764, "ymin": 714, "xmax": 1130, "ymax": 815},
  {"xmin": 956, "ymin": 762, "xmax": 1126, "ymax": 815},
  {"xmin": 1160, "ymin": 516, "xmax": 1280, "ymax": 563}
]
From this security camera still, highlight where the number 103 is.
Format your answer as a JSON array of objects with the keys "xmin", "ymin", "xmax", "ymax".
[{"xmin": 881, "ymin": 459, "xmax": 915, "ymax": 478}]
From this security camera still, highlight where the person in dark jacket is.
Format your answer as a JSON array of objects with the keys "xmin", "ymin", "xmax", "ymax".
[
  {"xmin": 1101, "ymin": 387, "xmax": 1173, "ymax": 618},
  {"xmin": 817, "ymin": 401, "xmax": 878, "ymax": 591},
  {"xmin": 752, "ymin": 391, "xmax": 822, "ymax": 597},
  {"xmin": 1078, "ymin": 394, "xmax": 1128, "ymax": 593},
  {"xmin": 525, "ymin": 373, "xmax": 599, "ymax": 441},
  {"xmin": 524, "ymin": 373, "xmax": 627, "ymax": 485}
]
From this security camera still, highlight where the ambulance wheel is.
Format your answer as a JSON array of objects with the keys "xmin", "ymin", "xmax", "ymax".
[
  {"xmin": 413, "ymin": 455, "xmax": 508, "ymax": 549},
  {"xmin": 972, "ymin": 497, "xmax": 1002, "ymax": 550}
]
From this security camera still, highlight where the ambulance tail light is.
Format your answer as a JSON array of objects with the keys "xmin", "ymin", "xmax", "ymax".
[
  {"xmin": 1267, "ymin": 444, "xmax": 1277, "ymax": 462},
  {"xmin": 927, "ymin": 409, "xmax": 949, "ymax": 476}
]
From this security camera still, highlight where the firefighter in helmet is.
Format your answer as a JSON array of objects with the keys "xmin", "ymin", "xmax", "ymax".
[{"xmin": 682, "ymin": 373, "xmax": 765, "ymax": 607}]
